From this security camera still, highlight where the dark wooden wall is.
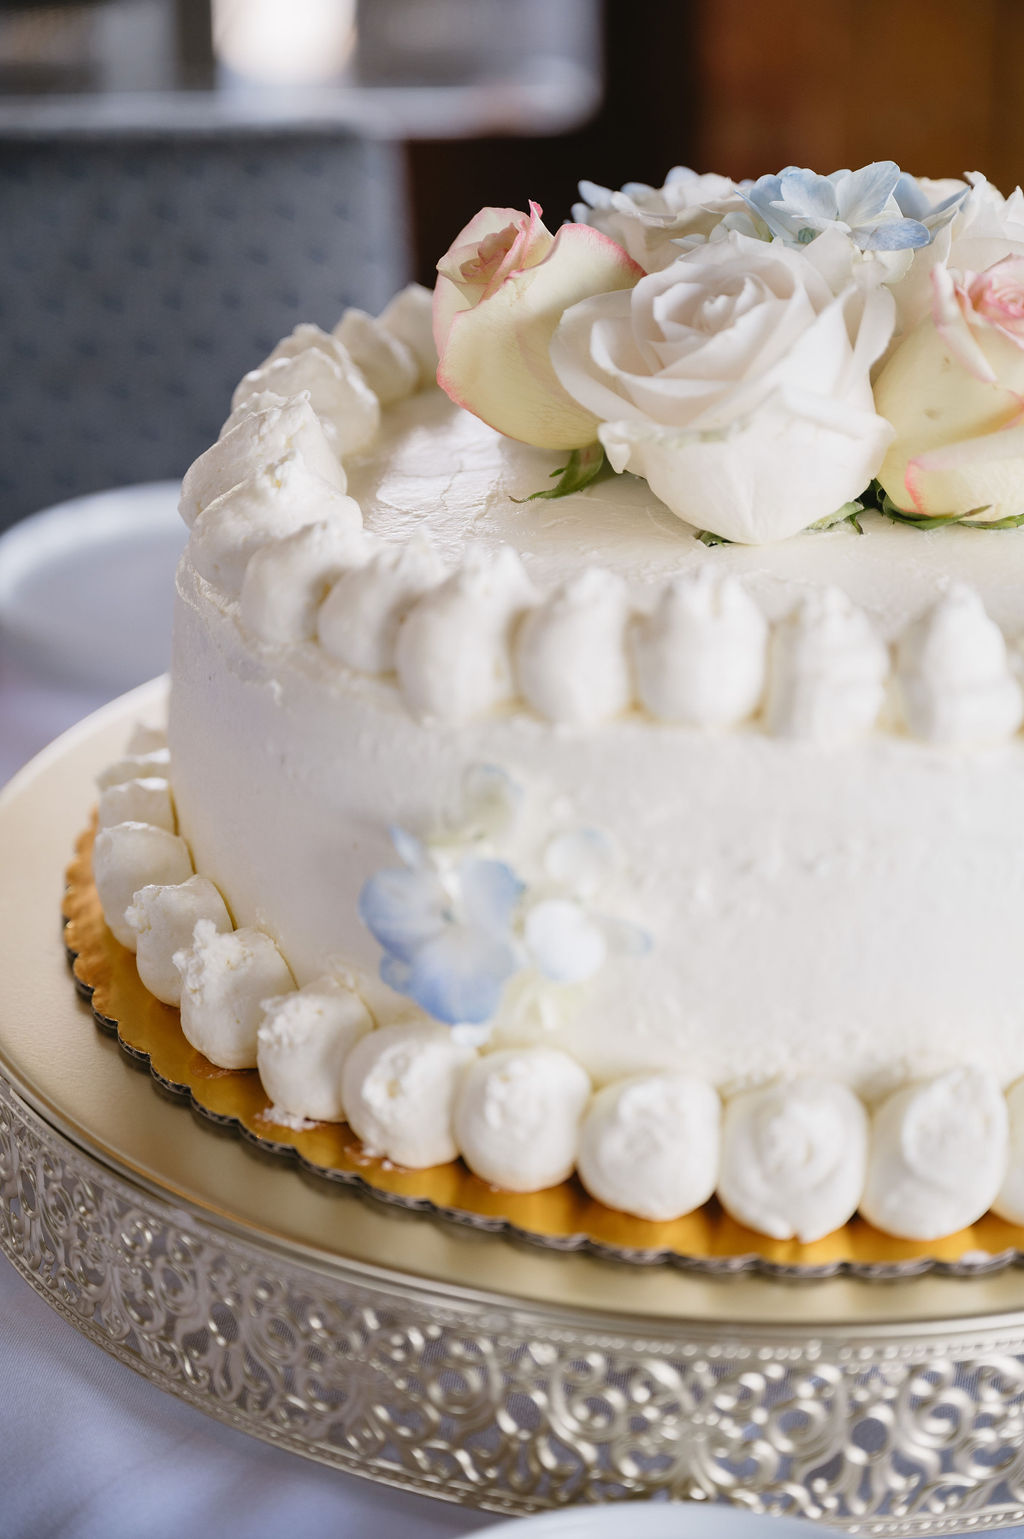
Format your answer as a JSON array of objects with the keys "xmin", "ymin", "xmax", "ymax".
[
  {"xmin": 405, "ymin": 0, "xmax": 1024, "ymax": 284},
  {"xmin": 404, "ymin": 0, "xmax": 700, "ymax": 286}
]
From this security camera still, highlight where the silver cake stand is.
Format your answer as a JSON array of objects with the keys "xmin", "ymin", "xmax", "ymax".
[{"xmin": 5, "ymin": 681, "xmax": 1024, "ymax": 1534}]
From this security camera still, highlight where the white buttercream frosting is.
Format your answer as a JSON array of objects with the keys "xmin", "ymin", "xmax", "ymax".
[
  {"xmin": 257, "ymin": 975, "xmax": 373, "ymax": 1123},
  {"xmin": 341, "ymin": 1021, "xmax": 477, "ymax": 1167},
  {"xmin": 96, "ymin": 747, "xmax": 170, "ymax": 790},
  {"xmin": 377, "ymin": 283, "xmax": 438, "ymax": 387},
  {"xmin": 174, "ymin": 919, "xmax": 294, "ymax": 1070},
  {"xmin": 97, "ymin": 776, "xmax": 175, "ymax": 833},
  {"xmin": 219, "ymin": 389, "xmax": 290, "ymax": 439},
  {"xmin": 860, "ymin": 1067, "xmax": 1009, "ymax": 1239},
  {"xmin": 395, "ymin": 546, "xmax": 535, "ymax": 722},
  {"xmin": 317, "ymin": 534, "xmax": 445, "ymax": 674},
  {"xmin": 632, "ymin": 568, "xmax": 767, "ymax": 726},
  {"xmin": 232, "ymin": 327, "xmax": 380, "ymax": 457},
  {"xmin": 764, "ymin": 587, "xmax": 889, "ymax": 744},
  {"xmin": 453, "ymin": 1048, "xmax": 591, "ymax": 1191},
  {"xmin": 125, "ymin": 874, "xmax": 232, "ymax": 1005},
  {"xmin": 577, "ymin": 1073, "xmax": 720, "ymax": 1221},
  {"xmin": 93, "ymin": 822, "xmax": 194, "ymax": 950},
  {"xmin": 240, "ymin": 521, "xmax": 375, "ymax": 646},
  {"xmin": 333, "ymin": 308, "xmax": 419, "ymax": 405},
  {"xmin": 124, "ymin": 722, "xmax": 167, "ymax": 756},
  {"xmin": 717, "ymin": 1078, "xmax": 869, "ymax": 1242},
  {"xmin": 897, "ymin": 584, "xmax": 1024, "ymax": 744},
  {"xmin": 179, "ymin": 396, "xmax": 346, "ymax": 528},
  {"xmin": 993, "ymin": 1078, "xmax": 1024, "ymax": 1224},
  {"xmin": 190, "ymin": 454, "xmax": 362, "ymax": 599},
  {"xmin": 514, "ymin": 568, "xmax": 631, "ymax": 726}
]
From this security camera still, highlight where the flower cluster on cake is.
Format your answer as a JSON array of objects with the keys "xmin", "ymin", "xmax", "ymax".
[
  {"xmin": 433, "ymin": 162, "xmax": 1024, "ymax": 543},
  {"xmin": 83, "ymin": 159, "xmax": 1024, "ymax": 1256}
]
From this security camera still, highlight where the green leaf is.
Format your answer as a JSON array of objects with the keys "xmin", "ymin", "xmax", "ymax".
[
  {"xmin": 513, "ymin": 443, "xmax": 613, "ymax": 503},
  {"xmin": 694, "ymin": 528, "xmax": 733, "ymax": 547},
  {"xmin": 810, "ymin": 499, "xmax": 865, "ymax": 534},
  {"xmin": 863, "ymin": 479, "xmax": 1024, "ymax": 532}
]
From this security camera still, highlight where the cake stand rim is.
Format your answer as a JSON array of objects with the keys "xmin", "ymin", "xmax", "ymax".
[{"xmin": 5, "ymin": 680, "xmax": 1024, "ymax": 1341}]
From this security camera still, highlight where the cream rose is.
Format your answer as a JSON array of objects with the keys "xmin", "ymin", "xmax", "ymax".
[
  {"xmin": 433, "ymin": 202, "xmax": 642, "ymax": 450},
  {"xmin": 549, "ymin": 231, "xmax": 895, "ymax": 544},
  {"xmin": 875, "ymin": 256, "xmax": 1024, "ymax": 522}
]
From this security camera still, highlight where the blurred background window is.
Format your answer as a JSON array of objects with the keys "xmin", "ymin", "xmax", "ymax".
[{"xmin": 0, "ymin": 0, "xmax": 602, "ymax": 529}]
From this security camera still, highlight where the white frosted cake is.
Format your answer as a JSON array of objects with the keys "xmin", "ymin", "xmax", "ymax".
[{"xmin": 91, "ymin": 162, "xmax": 1024, "ymax": 1245}]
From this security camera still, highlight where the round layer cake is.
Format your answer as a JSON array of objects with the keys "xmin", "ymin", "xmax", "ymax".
[{"xmin": 87, "ymin": 162, "xmax": 1024, "ymax": 1245}]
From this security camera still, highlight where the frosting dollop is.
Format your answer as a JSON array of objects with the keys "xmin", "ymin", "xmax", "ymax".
[
  {"xmin": 231, "ymin": 325, "xmax": 380, "ymax": 456},
  {"xmin": 341, "ymin": 1021, "xmax": 477, "ymax": 1167},
  {"xmin": 174, "ymin": 919, "xmax": 295, "ymax": 1070},
  {"xmin": 632, "ymin": 568, "xmax": 767, "ymax": 726},
  {"xmin": 453, "ymin": 1048, "xmax": 591, "ymax": 1191},
  {"xmin": 717, "ymin": 1078, "xmax": 868, "ymax": 1242},
  {"xmin": 396, "ymin": 546, "xmax": 535, "ymax": 722},
  {"xmin": 93, "ymin": 822, "xmax": 194, "ymax": 950},
  {"xmin": 190, "ymin": 454, "xmax": 362, "ymax": 599},
  {"xmin": 577, "ymin": 1073, "xmax": 721, "ymax": 1221},
  {"xmin": 240, "ymin": 521, "xmax": 375, "ymax": 646},
  {"xmin": 897, "ymin": 584, "xmax": 1024, "ymax": 744},
  {"xmin": 97, "ymin": 776, "xmax": 175, "ymax": 833},
  {"xmin": 764, "ymin": 588, "xmax": 889, "ymax": 744},
  {"xmin": 124, "ymin": 721, "xmax": 167, "ymax": 756},
  {"xmin": 860, "ymin": 1067, "xmax": 1008, "ymax": 1239},
  {"xmin": 318, "ymin": 534, "xmax": 446, "ymax": 674},
  {"xmin": 257, "ymin": 975, "xmax": 373, "ymax": 1123},
  {"xmin": 377, "ymin": 283, "xmax": 438, "ymax": 387},
  {"xmin": 333, "ymin": 308, "xmax": 419, "ymax": 405},
  {"xmin": 514, "ymin": 568, "xmax": 631, "ymax": 726},
  {"xmin": 96, "ymin": 747, "xmax": 170, "ymax": 790},
  {"xmin": 125, "ymin": 874, "xmax": 232, "ymax": 1005},
  {"xmin": 179, "ymin": 396, "xmax": 346, "ymax": 528}
]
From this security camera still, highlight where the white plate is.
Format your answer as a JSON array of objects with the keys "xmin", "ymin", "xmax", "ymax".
[
  {"xmin": 478, "ymin": 1504, "xmax": 832, "ymax": 1536},
  {"xmin": 0, "ymin": 482, "xmax": 185, "ymax": 693}
]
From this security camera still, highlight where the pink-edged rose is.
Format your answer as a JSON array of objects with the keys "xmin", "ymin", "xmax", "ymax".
[
  {"xmin": 433, "ymin": 202, "xmax": 643, "ymax": 450},
  {"xmin": 876, "ymin": 256, "xmax": 1024, "ymax": 520}
]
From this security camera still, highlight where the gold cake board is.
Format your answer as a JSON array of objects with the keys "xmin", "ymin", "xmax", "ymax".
[{"xmin": 6, "ymin": 680, "xmax": 1024, "ymax": 1532}]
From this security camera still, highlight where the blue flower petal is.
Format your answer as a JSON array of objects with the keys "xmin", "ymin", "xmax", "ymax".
[
  {"xmin": 380, "ymin": 954, "xmax": 413, "ymax": 996},
  {"xmin": 406, "ymin": 927, "xmax": 519, "ymax": 1025},
  {"xmin": 358, "ymin": 865, "xmax": 448, "ymax": 963},
  {"xmin": 855, "ymin": 218, "xmax": 930, "ymax": 251},
  {"xmin": 893, "ymin": 172, "xmax": 931, "ymax": 222},
  {"xmin": 834, "ymin": 160, "xmax": 900, "ymax": 225},
  {"xmin": 894, "ymin": 174, "xmax": 967, "ymax": 231},
  {"xmin": 390, "ymin": 824, "xmax": 428, "ymax": 869},
  {"xmin": 779, "ymin": 167, "xmax": 838, "ymax": 222},
  {"xmin": 459, "ymin": 857, "xmax": 525, "ymax": 937}
]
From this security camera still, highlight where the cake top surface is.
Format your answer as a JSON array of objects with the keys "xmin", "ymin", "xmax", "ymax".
[{"xmin": 347, "ymin": 386, "xmax": 1024, "ymax": 639}]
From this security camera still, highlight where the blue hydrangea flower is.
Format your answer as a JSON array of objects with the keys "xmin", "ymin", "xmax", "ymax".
[
  {"xmin": 358, "ymin": 827, "xmax": 524, "ymax": 1025},
  {"xmin": 741, "ymin": 161, "xmax": 934, "ymax": 251},
  {"xmin": 893, "ymin": 172, "xmax": 968, "ymax": 233}
]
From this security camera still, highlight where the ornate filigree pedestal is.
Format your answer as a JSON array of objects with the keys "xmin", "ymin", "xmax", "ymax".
[{"xmin": 5, "ymin": 682, "xmax": 1024, "ymax": 1533}]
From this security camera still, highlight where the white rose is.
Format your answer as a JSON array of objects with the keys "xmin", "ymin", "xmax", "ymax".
[
  {"xmin": 550, "ymin": 232, "xmax": 895, "ymax": 545},
  {"xmin": 572, "ymin": 167, "xmax": 741, "ymax": 272}
]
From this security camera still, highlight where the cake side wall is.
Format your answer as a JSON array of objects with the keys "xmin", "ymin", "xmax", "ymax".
[{"xmin": 169, "ymin": 558, "xmax": 1024, "ymax": 1101}]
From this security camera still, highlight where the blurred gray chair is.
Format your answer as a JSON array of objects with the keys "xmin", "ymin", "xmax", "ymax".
[{"xmin": 0, "ymin": 133, "xmax": 407, "ymax": 527}]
